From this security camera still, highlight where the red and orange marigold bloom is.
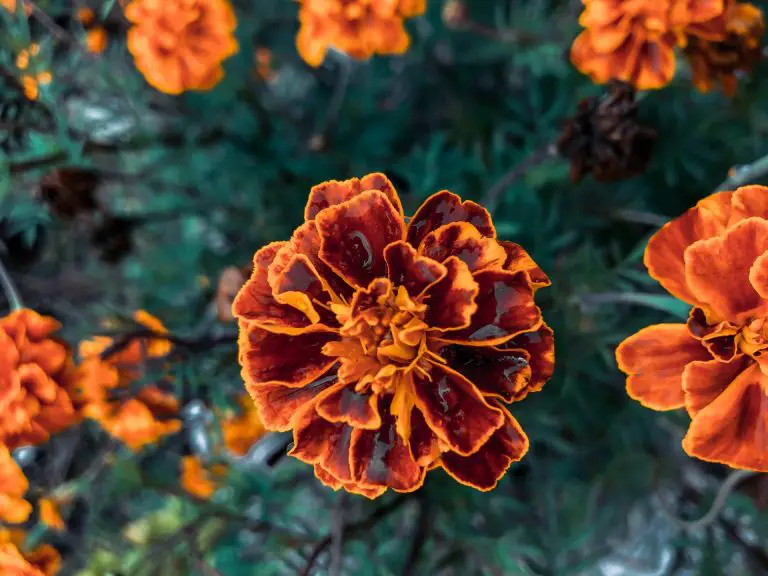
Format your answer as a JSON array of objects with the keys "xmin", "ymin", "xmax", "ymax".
[
  {"xmin": 0, "ymin": 528, "xmax": 60, "ymax": 576},
  {"xmin": 125, "ymin": 0, "xmax": 239, "ymax": 95},
  {"xmin": 180, "ymin": 456, "xmax": 228, "ymax": 499},
  {"xmin": 72, "ymin": 311, "xmax": 181, "ymax": 451},
  {"xmin": 616, "ymin": 185, "xmax": 768, "ymax": 471},
  {"xmin": 571, "ymin": 0, "xmax": 730, "ymax": 90},
  {"xmin": 233, "ymin": 173, "xmax": 554, "ymax": 497},
  {"xmin": 0, "ymin": 445, "xmax": 32, "ymax": 524},
  {"xmin": 0, "ymin": 309, "xmax": 76, "ymax": 449},
  {"xmin": 296, "ymin": 0, "xmax": 426, "ymax": 67}
]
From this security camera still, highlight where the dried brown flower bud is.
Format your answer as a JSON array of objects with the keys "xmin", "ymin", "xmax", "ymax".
[
  {"xmin": 90, "ymin": 215, "xmax": 135, "ymax": 263},
  {"xmin": 556, "ymin": 81, "xmax": 656, "ymax": 183},
  {"xmin": 39, "ymin": 167, "xmax": 101, "ymax": 220}
]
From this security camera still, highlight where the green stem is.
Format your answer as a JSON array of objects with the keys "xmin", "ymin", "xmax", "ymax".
[{"xmin": 0, "ymin": 258, "xmax": 23, "ymax": 311}]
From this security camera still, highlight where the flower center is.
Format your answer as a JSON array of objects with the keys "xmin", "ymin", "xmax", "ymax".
[{"xmin": 737, "ymin": 317, "xmax": 768, "ymax": 358}]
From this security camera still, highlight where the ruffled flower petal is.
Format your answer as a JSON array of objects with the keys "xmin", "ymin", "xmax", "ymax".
[
  {"xmin": 313, "ymin": 465, "xmax": 387, "ymax": 499},
  {"xmin": 407, "ymin": 190, "xmax": 495, "ymax": 249},
  {"xmin": 305, "ymin": 173, "xmax": 403, "ymax": 221},
  {"xmin": 616, "ymin": 323, "xmax": 712, "ymax": 410},
  {"xmin": 423, "ymin": 257, "xmax": 479, "ymax": 331},
  {"xmin": 315, "ymin": 384, "xmax": 381, "ymax": 429},
  {"xmin": 420, "ymin": 222, "xmax": 507, "ymax": 273},
  {"xmin": 682, "ymin": 355, "xmax": 751, "ymax": 417},
  {"xmin": 247, "ymin": 373, "xmax": 340, "ymax": 431},
  {"xmin": 442, "ymin": 344, "xmax": 531, "ymax": 404},
  {"xmin": 384, "ymin": 241, "xmax": 447, "ymax": 299},
  {"xmin": 499, "ymin": 241, "xmax": 550, "ymax": 288},
  {"xmin": 730, "ymin": 185, "xmax": 768, "ymax": 223}
]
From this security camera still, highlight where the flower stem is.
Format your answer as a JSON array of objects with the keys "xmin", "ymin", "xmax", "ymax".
[
  {"xmin": 483, "ymin": 143, "xmax": 559, "ymax": 214},
  {"xmin": 0, "ymin": 257, "xmax": 23, "ymax": 311},
  {"xmin": 716, "ymin": 152, "xmax": 768, "ymax": 191}
]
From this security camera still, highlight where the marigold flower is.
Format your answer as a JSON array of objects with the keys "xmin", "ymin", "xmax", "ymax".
[
  {"xmin": 296, "ymin": 0, "xmax": 426, "ymax": 67},
  {"xmin": 72, "ymin": 311, "xmax": 180, "ymax": 451},
  {"xmin": 0, "ymin": 528, "xmax": 60, "ymax": 576},
  {"xmin": 0, "ymin": 446, "xmax": 32, "ymax": 524},
  {"xmin": 571, "ymin": 0, "xmax": 729, "ymax": 90},
  {"xmin": 125, "ymin": 0, "xmax": 239, "ymax": 95},
  {"xmin": 616, "ymin": 185, "xmax": 768, "ymax": 471},
  {"xmin": 684, "ymin": 2, "xmax": 764, "ymax": 96},
  {"xmin": 85, "ymin": 28, "xmax": 108, "ymax": 54},
  {"xmin": 38, "ymin": 498, "xmax": 64, "ymax": 532},
  {"xmin": 0, "ymin": 309, "xmax": 77, "ymax": 449},
  {"xmin": 233, "ymin": 173, "xmax": 554, "ymax": 496},
  {"xmin": 219, "ymin": 394, "xmax": 266, "ymax": 456},
  {"xmin": 180, "ymin": 456, "xmax": 228, "ymax": 499}
]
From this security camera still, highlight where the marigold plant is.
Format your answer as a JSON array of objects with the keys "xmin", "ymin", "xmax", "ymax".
[
  {"xmin": 296, "ymin": 0, "xmax": 426, "ymax": 67},
  {"xmin": 617, "ymin": 185, "xmax": 768, "ymax": 471},
  {"xmin": 125, "ymin": 0, "xmax": 239, "ymax": 95},
  {"xmin": 0, "ymin": 309, "xmax": 76, "ymax": 449},
  {"xmin": 570, "ymin": 0, "xmax": 730, "ymax": 90},
  {"xmin": 233, "ymin": 173, "xmax": 554, "ymax": 497}
]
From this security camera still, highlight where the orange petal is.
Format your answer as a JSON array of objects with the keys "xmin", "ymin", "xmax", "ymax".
[
  {"xmin": 316, "ymin": 190, "xmax": 406, "ymax": 289},
  {"xmin": 683, "ymin": 362, "xmax": 768, "ymax": 471},
  {"xmin": 499, "ymin": 241, "xmax": 550, "ymax": 289},
  {"xmin": 501, "ymin": 323, "xmax": 555, "ymax": 401},
  {"xmin": 238, "ymin": 322, "xmax": 337, "ymax": 388},
  {"xmin": 440, "ymin": 405, "xmax": 528, "ymax": 491},
  {"xmin": 423, "ymin": 256, "xmax": 479, "ymax": 331},
  {"xmin": 38, "ymin": 498, "xmax": 65, "ymax": 532},
  {"xmin": 413, "ymin": 363, "xmax": 504, "ymax": 456},
  {"xmin": 271, "ymin": 253, "xmax": 337, "ymax": 326},
  {"xmin": 304, "ymin": 173, "xmax": 403, "ymax": 221},
  {"xmin": 384, "ymin": 241, "xmax": 447, "ymax": 299},
  {"xmin": 644, "ymin": 191, "xmax": 733, "ymax": 304},
  {"xmin": 181, "ymin": 456, "xmax": 221, "ymax": 500},
  {"xmin": 420, "ymin": 222, "xmax": 507, "ymax": 273},
  {"xmin": 407, "ymin": 190, "xmax": 495, "ymax": 250},
  {"xmin": 24, "ymin": 543, "xmax": 61, "ymax": 576},
  {"xmin": 438, "ymin": 270, "xmax": 541, "ymax": 346},
  {"xmin": 682, "ymin": 355, "xmax": 752, "ymax": 417},
  {"xmin": 289, "ymin": 408, "xmax": 354, "ymax": 483},
  {"xmin": 247, "ymin": 374, "xmax": 340, "ymax": 431},
  {"xmin": 315, "ymin": 384, "xmax": 381, "ymax": 429},
  {"xmin": 684, "ymin": 217, "xmax": 768, "ymax": 324},
  {"xmin": 730, "ymin": 185, "xmax": 768, "ymax": 224},
  {"xmin": 313, "ymin": 464, "xmax": 387, "ymax": 499},
  {"xmin": 616, "ymin": 323, "xmax": 711, "ymax": 410}
]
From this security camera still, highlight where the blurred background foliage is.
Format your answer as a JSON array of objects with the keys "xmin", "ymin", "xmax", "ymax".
[{"xmin": 1, "ymin": 0, "xmax": 768, "ymax": 574}]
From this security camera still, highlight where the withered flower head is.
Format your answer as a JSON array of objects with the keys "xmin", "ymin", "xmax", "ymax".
[
  {"xmin": 0, "ymin": 309, "xmax": 77, "ymax": 449},
  {"xmin": 233, "ymin": 173, "xmax": 554, "ymax": 497},
  {"xmin": 684, "ymin": 2, "xmax": 765, "ymax": 96},
  {"xmin": 39, "ymin": 168, "xmax": 101, "ymax": 220},
  {"xmin": 296, "ymin": 0, "xmax": 426, "ymax": 67},
  {"xmin": 557, "ymin": 81, "xmax": 657, "ymax": 183},
  {"xmin": 90, "ymin": 215, "xmax": 136, "ymax": 263},
  {"xmin": 125, "ymin": 0, "xmax": 239, "ymax": 95},
  {"xmin": 616, "ymin": 185, "xmax": 768, "ymax": 471},
  {"xmin": 571, "ymin": 0, "xmax": 730, "ymax": 90}
]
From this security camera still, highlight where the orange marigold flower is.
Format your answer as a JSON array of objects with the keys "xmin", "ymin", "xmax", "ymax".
[
  {"xmin": 684, "ymin": 2, "xmax": 764, "ymax": 96},
  {"xmin": 616, "ymin": 185, "xmax": 768, "ymax": 471},
  {"xmin": 72, "ymin": 311, "xmax": 180, "ymax": 451},
  {"xmin": 296, "ymin": 0, "xmax": 426, "ymax": 67},
  {"xmin": 0, "ymin": 446, "xmax": 32, "ymax": 524},
  {"xmin": 85, "ymin": 27, "xmax": 108, "ymax": 54},
  {"xmin": 233, "ymin": 173, "xmax": 554, "ymax": 496},
  {"xmin": 0, "ymin": 309, "xmax": 77, "ymax": 449},
  {"xmin": 219, "ymin": 394, "xmax": 266, "ymax": 456},
  {"xmin": 75, "ymin": 7, "xmax": 95, "ymax": 26},
  {"xmin": 180, "ymin": 456, "xmax": 228, "ymax": 499},
  {"xmin": 0, "ymin": 528, "xmax": 60, "ymax": 576},
  {"xmin": 38, "ymin": 498, "xmax": 64, "ymax": 532},
  {"xmin": 125, "ymin": 0, "xmax": 239, "ymax": 95},
  {"xmin": 571, "ymin": 0, "xmax": 729, "ymax": 90}
]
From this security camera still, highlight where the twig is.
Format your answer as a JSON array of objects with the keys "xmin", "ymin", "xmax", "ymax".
[
  {"xmin": 483, "ymin": 143, "xmax": 559, "ymax": 214},
  {"xmin": 716, "ymin": 152, "xmax": 768, "ymax": 191},
  {"xmin": 0, "ymin": 257, "xmax": 23, "ymax": 311},
  {"xmin": 611, "ymin": 208, "xmax": 669, "ymax": 227},
  {"xmin": 309, "ymin": 52, "xmax": 354, "ymax": 151},
  {"xmin": 329, "ymin": 493, "xmax": 347, "ymax": 576},
  {"xmin": 570, "ymin": 291, "xmax": 684, "ymax": 314},
  {"xmin": 658, "ymin": 469, "xmax": 759, "ymax": 531},
  {"xmin": 299, "ymin": 495, "xmax": 409, "ymax": 576},
  {"xmin": 99, "ymin": 328, "xmax": 237, "ymax": 360}
]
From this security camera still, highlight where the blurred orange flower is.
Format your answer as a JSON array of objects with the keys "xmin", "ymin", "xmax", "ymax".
[
  {"xmin": 219, "ymin": 394, "xmax": 266, "ymax": 456},
  {"xmin": 571, "ymin": 0, "xmax": 730, "ymax": 90},
  {"xmin": 296, "ymin": 0, "xmax": 426, "ymax": 67},
  {"xmin": 73, "ymin": 311, "xmax": 181, "ymax": 451},
  {"xmin": 0, "ymin": 446, "xmax": 31, "ymax": 524},
  {"xmin": 233, "ymin": 173, "xmax": 554, "ymax": 497},
  {"xmin": 684, "ymin": 2, "xmax": 764, "ymax": 96},
  {"xmin": 617, "ymin": 185, "xmax": 768, "ymax": 471},
  {"xmin": 180, "ymin": 456, "xmax": 228, "ymax": 499},
  {"xmin": 0, "ymin": 309, "xmax": 76, "ymax": 449},
  {"xmin": 85, "ymin": 27, "xmax": 108, "ymax": 54},
  {"xmin": 0, "ymin": 528, "xmax": 60, "ymax": 575},
  {"xmin": 38, "ymin": 498, "xmax": 64, "ymax": 532},
  {"xmin": 125, "ymin": 0, "xmax": 239, "ymax": 95},
  {"xmin": 1, "ymin": 0, "xmax": 32, "ymax": 15}
]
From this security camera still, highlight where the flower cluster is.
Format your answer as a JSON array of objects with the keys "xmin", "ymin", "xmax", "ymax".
[
  {"xmin": 233, "ymin": 173, "xmax": 554, "ymax": 497},
  {"xmin": 571, "ymin": 0, "xmax": 764, "ymax": 93},
  {"xmin": 14, "ymin": 44, "xmax": 51, "ymax": 101},
  {"xmin": 125, "ymin": 0, "xmax": 239, "ymax": 95},
  {"xmin": 75, "ymin": 7, "xmax": 108, "ymax": 54},
  {"xmin": 296, "ymin": 0, "xmax": 426, "ymax": 67},
  {"xmin": 617, "ymin": 185, "xmax": 768, "ymax": 471}
]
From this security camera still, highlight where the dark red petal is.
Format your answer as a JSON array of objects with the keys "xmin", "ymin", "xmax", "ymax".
[
  {"xmin": 316, "ymin": 190, "xmax": 406, "ymax": 289},
  {"xmin": 686, "ymin": 307, "xmax": 739, "ymax": 361},
  {"xmin": 440, "ymin": 406, "xmax": 528, "ymax": 491},
  {"xmin": 238, "ymin": 322, "xmax": 337, "ymax": 388},
  {"xmin": 424, "ymin": 256, "xmax": 479, "ymax": 331},
  {"xmin": 501, "ymin": 323, "xmax": 555, "ymax": 401},
  {"xmin": 413, "ymin": 363, "xmax": 504, "ymax": 456},
  {"xmin": 313, "ymin": 465, "xmax": 388, "ymax": 499},
  {"xmin": 247, "ymin": 372, "xmax": 339, "ymax": 431},
  {"xmin": 499, "ymin": 241, "xmax": 550, "ymax": 288},
  {"xmin": 232, "ymin": 242, "xmax": 316, "ymax": 332},
  {"xmin": 315, "ymin": 384, "xmax": 381, "ymax": 429},
  {"xmin": 272, "ymin": 253, "xmax": 338, "ymax": 326},
  {"xmin": 384, "ymin": 241, "xmax": 447, "ymax": 298},
  {"xmin": 350, "ymin": 402, "xmax": 425, "ymax": 492},
  {"xmin": 420, "ymin": 222, "xmax": 507, "ymax": 273},
  {"xmin": 438, "ymin": 270, "xmax": 541, "ymax": 346},
  {"xmin": 305, "ymin": 173, "xmax": 404, "ymax": 221},
  {"xmin": 441, "ymin": 344, "xmax": 531, "ymax": 403},
  {"xmin": 409, "ymin": 408, "xmax": 441, "ymax": 466},
  {"xmin": 407, "ymin": 190, "xmax": 495, "ymax": 249},
  {"xmin": 290, "ymin": 407, "xmax": 354, "ymax": 484}
]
